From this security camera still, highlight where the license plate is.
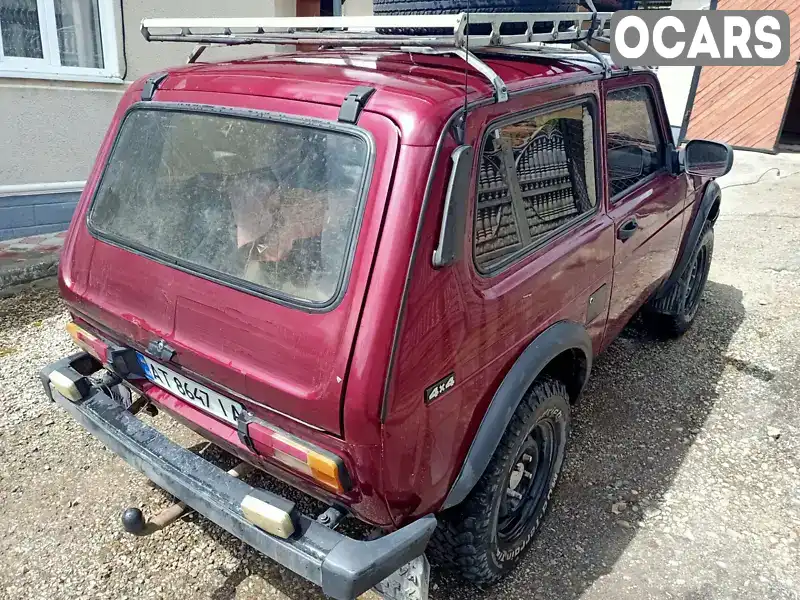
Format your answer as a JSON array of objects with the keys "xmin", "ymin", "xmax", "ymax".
[{"xmin": 136, "ymin": 353, "xmax": 244, "ymax": 425}]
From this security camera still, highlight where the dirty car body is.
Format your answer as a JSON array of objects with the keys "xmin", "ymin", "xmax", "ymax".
[{"xmin": 41, "ymin": 29, "xmax": 731, "ymax": 600}]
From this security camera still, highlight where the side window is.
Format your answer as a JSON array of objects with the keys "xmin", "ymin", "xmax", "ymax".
[
  {"xmin": 606, "ymin": 86, "xmax": 665, "ymax": 199},
  {"xmin": 474, "ymin": 101, "xmax": 597, "ymax": 272}
]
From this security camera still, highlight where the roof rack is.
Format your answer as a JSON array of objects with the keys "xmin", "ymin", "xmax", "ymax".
[{"xmin": 140, "ymin": 11, "xmax": 613, "ymax": 103}]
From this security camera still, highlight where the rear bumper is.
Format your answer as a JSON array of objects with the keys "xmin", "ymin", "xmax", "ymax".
[{"xmin": 40, "ymin": 353, "xmax": 436, "ymax": 600}]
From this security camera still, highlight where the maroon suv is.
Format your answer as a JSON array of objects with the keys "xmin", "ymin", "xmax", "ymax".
[{"xmin": 41, "ymin": 14, "xmax": 733, "ymax": 600}]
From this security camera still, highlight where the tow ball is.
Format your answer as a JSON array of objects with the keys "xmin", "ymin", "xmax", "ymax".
[{"xmin": 121, "ymin": 461, "xmax": 252, "ymax": 535}]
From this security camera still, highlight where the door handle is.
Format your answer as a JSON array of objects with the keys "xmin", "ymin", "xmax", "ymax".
[{"xmin": 617, "ymin": 218, "xmax": 639, "ymax": 241}]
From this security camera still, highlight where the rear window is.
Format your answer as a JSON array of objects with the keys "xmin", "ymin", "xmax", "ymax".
[{"xmin": 88, "ymin": 105, "xmax": 371, "ymax": 306}]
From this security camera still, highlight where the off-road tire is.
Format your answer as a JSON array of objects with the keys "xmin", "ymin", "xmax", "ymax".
[
  {"xmin": 643, "ymin": 223, "xmax": 714, "ymax": 338},
  {"xmin": 428, "ymin": 376, "xmax": 570, "ymax": 585}
]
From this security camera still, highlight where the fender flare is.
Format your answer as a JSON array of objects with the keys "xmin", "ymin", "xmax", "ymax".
[
  {"xmin": 656, "ymin": 180, "xmax": 721, "ymax": 299},
  {"xmin": 441, "ymin": 321, "xmax": 593, "ymax": 510}
]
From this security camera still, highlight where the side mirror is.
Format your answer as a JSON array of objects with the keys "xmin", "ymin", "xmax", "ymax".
[
  {"xmin": 433, "ymin": 145, "xmax": 474, "ymax": 268},
  {"xmin": 684, "ymin": 140, "xmax": 734, "ymax": 178},
  {"xmin": 608, "ymin": 144, "xmax": 646, "ymax": 181}
]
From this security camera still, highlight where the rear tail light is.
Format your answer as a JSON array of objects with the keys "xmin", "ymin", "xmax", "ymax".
[
  {"xmin": 241, "ymin": 419, "xmax": 350, "ymax": 494},
  {"xmin": 66, "ymin": 322, "xmax": 109, "ymax": 363}
]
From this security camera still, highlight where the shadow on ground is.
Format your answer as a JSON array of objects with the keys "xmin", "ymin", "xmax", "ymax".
[
  {"xmin": 199, "ymin": 280, "xmax": 745, "ymax": 600},
  {"xmin": 432, "ymin": 280, "xmax": 746, "ymax": 600}
]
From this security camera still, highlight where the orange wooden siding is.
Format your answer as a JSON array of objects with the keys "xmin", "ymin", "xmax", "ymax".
[{"xmin": 686, "ymin": 1, "xmax": 800, "ymax": 151}]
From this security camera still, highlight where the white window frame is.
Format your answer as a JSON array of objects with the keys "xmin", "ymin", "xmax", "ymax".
[{"xmin": 0, "ymin": 0, "xmax": 120, "ymax": 83}]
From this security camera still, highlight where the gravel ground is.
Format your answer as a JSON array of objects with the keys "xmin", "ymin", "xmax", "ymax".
[{"xmin": 1, "ymin": 150, "xmax": 799, "ymax": 600}]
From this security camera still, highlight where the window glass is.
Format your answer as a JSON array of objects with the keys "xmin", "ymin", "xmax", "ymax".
[
  {"xmin": 55, "ymin": 0, "xmax": 104, "ymax": 68},
  {"xmin": 474, "ymin": 102, "xmax": 597, "ymax": 271},
  {"xmin": 0, "ymin": 0, "xmax": 44, "ymax": 58},
  {"xmin": 606, "ymin": 86, "xmax": 665, "ymax": 198},
  {"xmin": 89, "ymin": 109, "xmax": 370, "ymax": 305},
  {"xmin": 0, "ymin": 0, "xmax": 111, "ymax": 77}
]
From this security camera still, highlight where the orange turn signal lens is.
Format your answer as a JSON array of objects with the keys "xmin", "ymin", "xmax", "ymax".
[
  {"xmin": 307, "ymin": 452, "xmax": 344, "ymax": 494},
  {"xmin": 66, "ymin": 322, "xmax": 107, "ymax": 363},
  {"xmin": 246, "ymin": 422, "xmax": 349, "ymax": 494}
]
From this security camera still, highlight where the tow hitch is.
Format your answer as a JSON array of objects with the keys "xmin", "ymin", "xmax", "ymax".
[{"xmin": 122, "ymin": 460, "xmax": 253, "ymax": 536}]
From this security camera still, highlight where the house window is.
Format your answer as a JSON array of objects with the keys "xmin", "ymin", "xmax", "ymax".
[{"xmin": 0, "ymin": 0, "xmax": 119, "ymax": 81}]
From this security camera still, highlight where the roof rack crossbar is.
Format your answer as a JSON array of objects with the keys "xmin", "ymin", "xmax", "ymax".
[
  {"xmin": 574, "ymin": 40, "xmax": 612, "ymax": 78},
  {"xmin": 411, "ymin": 46, "xmax": 511, "ymax": 102},
  {"xmin": 140, "ymin": 12, "xmax": 613, "ymax": 104},
  {"xmin": 477, "ymin": 44, "xmax": 612, "ymax": 79}
]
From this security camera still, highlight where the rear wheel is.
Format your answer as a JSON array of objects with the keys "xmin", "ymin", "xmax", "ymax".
[
  {"xmin": 428, "ymin": 377, "xmax": 569, "ymax": 585},
  {"xmin": 643, "ymin": 224, "xmax": 714, "ymax": 338}
]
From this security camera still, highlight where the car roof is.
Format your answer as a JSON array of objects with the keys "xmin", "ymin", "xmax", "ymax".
[{"xmin": 156, "ymin": 50, "xmax": 616, "ymax": 145}]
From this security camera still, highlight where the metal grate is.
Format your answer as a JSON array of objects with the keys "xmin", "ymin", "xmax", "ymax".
[
  {"xmin": 475, "ymin": 103, "xmax": 596, "ymax": 269},
  {"xmin": 139, "ymin": 12, "xmax": 615, "ymax": 102},
  {"xmin": 475, "ymin": 150, "xmax": 522, "ymax": 262}
]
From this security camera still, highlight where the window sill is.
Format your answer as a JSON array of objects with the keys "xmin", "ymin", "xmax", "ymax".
[{"xmin": 0, "ymin": 69, "xmax": 126, "ymax": 85}]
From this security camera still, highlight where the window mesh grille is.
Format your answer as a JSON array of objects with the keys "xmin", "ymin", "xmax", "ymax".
[{"xmin": 474, "ymin": 104, "xmax": 597, "ymax": 271}]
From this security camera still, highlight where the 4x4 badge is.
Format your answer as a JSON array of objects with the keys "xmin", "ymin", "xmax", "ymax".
[{"xmin": 425, "ymin": 373, "xmax": 456, "ymax": 404}]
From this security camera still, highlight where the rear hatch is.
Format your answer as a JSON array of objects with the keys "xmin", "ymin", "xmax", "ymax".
[{"xmin": 64, "ymin": 90, "xmax": 398, "ymax": 435}]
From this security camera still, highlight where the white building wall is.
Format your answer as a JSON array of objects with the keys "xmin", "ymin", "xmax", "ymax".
[
  {"xmin": 0, "ymin": 0, "xmax": 295, "ymax": 239},
  {"xmin": 0, "ymin": 0, "xmax": 292, "ymax": 187}
]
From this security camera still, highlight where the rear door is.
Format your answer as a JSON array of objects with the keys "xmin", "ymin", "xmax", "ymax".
[
  {"xmin": 603, "ymin": 78, "xmax": 687, "ymax": 344},
  {"xmin": 69, "ymin": 92, "xmax": 399, "ymax": 435}
]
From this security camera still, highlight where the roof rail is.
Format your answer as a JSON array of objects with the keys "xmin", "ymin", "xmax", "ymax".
[{"xmin": 140, "ymin": 11, "xmax": 613, "ymax": 103}]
